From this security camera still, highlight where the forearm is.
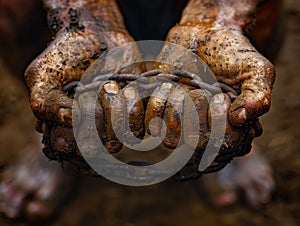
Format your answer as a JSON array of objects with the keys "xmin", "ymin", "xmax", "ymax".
[
  {"xmin": 43, "ymin": 0, "xmax": 127, "ymax": 34},
  {"xmin": 180, "ymin": 0, "xmax": 262, "ymax": 33}
]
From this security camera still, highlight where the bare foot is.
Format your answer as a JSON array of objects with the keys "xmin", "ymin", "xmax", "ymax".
[
  {"xmin": 202, "ymin": 144, "xmax": 274, "ymax": 208},
  {"xmin": 0, "ymin": 134, "xmax": 76, "ymax": 222}
]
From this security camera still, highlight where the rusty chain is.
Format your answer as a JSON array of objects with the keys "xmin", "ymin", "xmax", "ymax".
[{"xmin": 42, "ymin": 69, "xmax": 255, "ymax": 182}]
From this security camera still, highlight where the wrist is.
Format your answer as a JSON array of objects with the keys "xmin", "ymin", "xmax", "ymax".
[
  {"xmin": 44, "ymin": 0, "xmax": 127, "ymax": 35},
  {"xmin": 179, "ymin": 0, "xmax": 261, "ymax": 34}
]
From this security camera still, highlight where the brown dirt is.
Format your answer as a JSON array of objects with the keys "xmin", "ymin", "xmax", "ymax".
[{"xmin": 0, "ymin": 0, "xmax": 299, "ymax": 225}]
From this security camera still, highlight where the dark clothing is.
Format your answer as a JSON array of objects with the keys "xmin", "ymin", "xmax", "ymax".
[{"xmin": 117, "ymin": 0, "xmax": 188, "ymax": 40}]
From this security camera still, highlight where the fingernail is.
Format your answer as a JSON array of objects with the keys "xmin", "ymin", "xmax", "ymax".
[
  {"xmin": 213, "ymin": 93, "xmax": 225, "ymax": 104},
  {"xmin": 233, "ymin": 108, "xmax": 248, "ymax": 126},
  {"xmin": 123, "ymin": 86, "xmax": 136, "ymax": 99},
  {"xmin": 103, "ymin": 82, "xmax": 119, "ymax": 94},
  {"xmin": 237, "ymin": 108, "xmax": 248, "ymax": 121}
]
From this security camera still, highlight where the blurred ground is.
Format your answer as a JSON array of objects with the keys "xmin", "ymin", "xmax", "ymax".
[{"xmin": 0, "ymin": 0, "xmax": 299, "ymax": 225}]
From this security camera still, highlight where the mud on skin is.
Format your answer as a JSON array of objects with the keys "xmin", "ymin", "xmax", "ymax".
[
  {"xmin": 0, "ymin": 0, "xmax": 278, "ymax": 222},
  {"xmin": 156, "ymin": 0, "xmax": 275, "ymax": 127},
  {"xmin": 25, "ymin": 0, "xmax": 144, "ymax": 127},
  {"xmin": 25, "ymin": 0, "xmax": 275, "ymax": 167}
]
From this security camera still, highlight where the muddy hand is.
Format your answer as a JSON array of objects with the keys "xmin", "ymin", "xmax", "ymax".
[
  {"xmin": 25, "ymin": 0, "xmax": 143, "ymax": 126},
  {"xmin": 156, "ymin": 0, "xmax": 275, "ymax": 128}
]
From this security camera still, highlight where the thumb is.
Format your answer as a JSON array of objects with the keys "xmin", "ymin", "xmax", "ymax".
[{"xmin": 229, "ymin": 62, "xmax": 275, "ymax": 127}]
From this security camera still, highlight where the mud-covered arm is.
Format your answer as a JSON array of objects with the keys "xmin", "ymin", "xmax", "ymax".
[
  {"xmin": 161, "ymin": 0, "xmax": 275, "ymax": 127},
  {"xmin": 180, "ymin": 0, "xmax": 262, "ymax": 32},
  {"xmin": 24, "ymin": 0, "xmax": 137, "ymax": 126}
]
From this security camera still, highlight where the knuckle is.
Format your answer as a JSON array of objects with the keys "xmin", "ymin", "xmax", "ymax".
[{"xmin": 30, "ymin": 97, "xmax": 45, "ymax": 115}]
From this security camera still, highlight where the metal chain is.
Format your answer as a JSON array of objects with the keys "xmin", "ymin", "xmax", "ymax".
[
  {"xmin": 58, "ymin": 70, "xmax": 254, "ymax": 182},
  {"xmin": 63, "ymin": 69, "xmax": 239, "ymax": 96}
]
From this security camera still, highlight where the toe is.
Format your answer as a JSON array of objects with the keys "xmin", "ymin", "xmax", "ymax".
[
  {"xmin": 0, "ymin": 182, "xmax": 26, "ymax": 219},
  {"xmin": 26, "ymin": 201, "xmax": 53, "ymax": 221},
  {"xmin": 214, "ymin": 191, "xmax": 237, "ymax": 207}
]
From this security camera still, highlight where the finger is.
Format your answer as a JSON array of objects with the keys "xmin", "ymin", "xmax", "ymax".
[
  {"xmin": 162, "ymin": 86, "xmax": 186, "ymax": 149},
  {"xmin": 145, "ymin": 82, "xmax": 174, "ymax": 136},
  {"xmin": 99, "ymin": 81, "xmax": 125, "ymax": 153},
  {"xmin": 207, "ymin": 35, "xmax": 275, "ymax": 127},
  {"xmin": 209, "ymin": 31, "xmax": 276, "ymax": 127},
  {"xmin": 24, "ymin": 30, "xmax": 102, "ymax": 126},
  {"xmin": 76, "ymin": 91, "xmax": 104, "ymax": 159},
  {"xmin": 123, "ymin": 83, "xmax": 145, "ymax": 144},
  {"xmin": 229, "ymin": 61, "xmax": 274, "ymax": 126},
  {"xmin": 30, "ymin": 89, "xmax": 74, "ymax": 126},
  {"xmin": 50, "ymin": 126, "xmax": 76, "ymax": 156},
  {"xmin": 208, "ymin": 93, "xmax": 242, "ymax": 153},
  {"xmin": 184, "ymin": 89, "xmax": 211, "ymax": 151}
]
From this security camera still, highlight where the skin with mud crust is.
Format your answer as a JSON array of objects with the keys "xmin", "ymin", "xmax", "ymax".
[
  {"xmin": 0, "ymin": 0, "xmax": 278, "ymax": 221},
  {"xmin": 24, "ymin": 0, "xmax": 144, "ymax": 164},
  {"xmin": 25, "ymin": 0, "xmax": 143, "ymax": 126},
  {"xmin": 157, "ymin": 0, "xmax": 275, "ymax": 127},
  {"xmin": 24, "ymin": 0, "xmax": 274, "ymax": 170}
]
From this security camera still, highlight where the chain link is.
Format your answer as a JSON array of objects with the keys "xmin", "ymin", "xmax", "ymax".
[{"xmin": 52, "ymin": 70, "xmax": 252, "ymax": 182}]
